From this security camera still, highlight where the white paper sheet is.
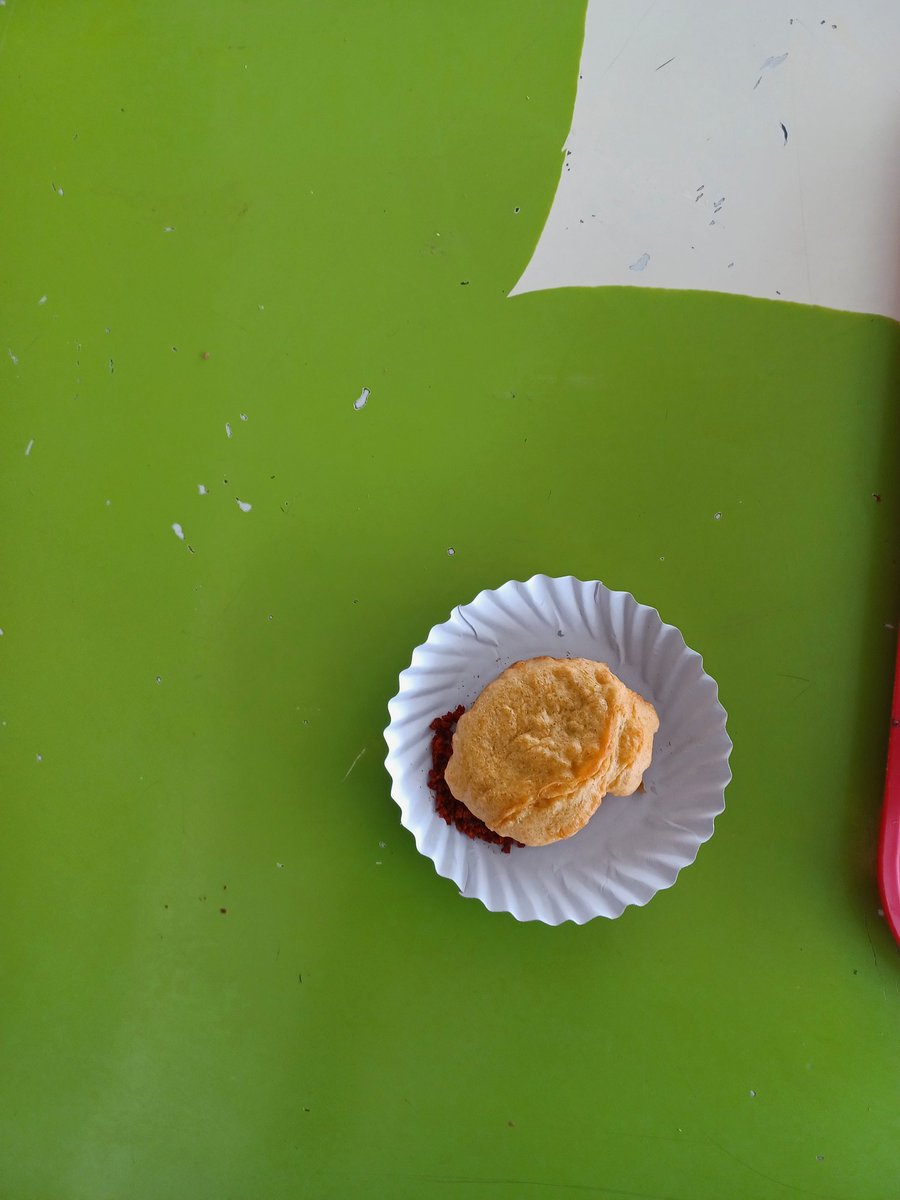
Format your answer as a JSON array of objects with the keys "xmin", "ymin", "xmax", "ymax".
[{"xmin": 512, "ymin": 0, "xmax": 900, "ymax": 321}]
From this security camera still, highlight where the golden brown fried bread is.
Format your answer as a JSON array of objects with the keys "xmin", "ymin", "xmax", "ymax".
[
  {"xmin": 603, "ymin": 691, "xmax": 659, "ymax": 797},
  {"xmin": 444, "ymin": 657, "xmax": 658, "ymax": 846}
]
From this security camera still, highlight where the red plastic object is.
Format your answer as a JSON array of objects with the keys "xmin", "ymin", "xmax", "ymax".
[{"xmin": 879, "ymin": 630, "xmax": 900, "ymax": 944}]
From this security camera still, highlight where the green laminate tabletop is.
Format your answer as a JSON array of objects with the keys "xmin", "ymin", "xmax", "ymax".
[{"xmin": 2, "ymin": 4, "xmax": 899, "ymax": 1198}]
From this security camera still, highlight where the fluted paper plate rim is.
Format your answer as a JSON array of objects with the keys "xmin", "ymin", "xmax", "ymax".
[{"xmin": 383, "ymin": 574, "xmax": 732, "ymax": 925}]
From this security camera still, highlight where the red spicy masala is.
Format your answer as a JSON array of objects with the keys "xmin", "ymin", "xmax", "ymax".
[{"xmin": 427, "ymin": 706, "xmax": 523, "ymax": 853}]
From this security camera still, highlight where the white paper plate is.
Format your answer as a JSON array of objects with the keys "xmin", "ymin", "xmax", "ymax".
[{"xmin": 383, "ymin": 575, "xmax": 732, "ymax": 925}]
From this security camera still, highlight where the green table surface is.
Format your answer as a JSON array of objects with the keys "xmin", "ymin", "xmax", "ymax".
[{"xmin": 3, "ymin": 4, "xmax": 900, "ymax": 1198}]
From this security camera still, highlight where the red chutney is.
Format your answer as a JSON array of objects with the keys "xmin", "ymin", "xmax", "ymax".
[{"xmin": 427, "ymin": 706, "xmax": 523, "ymax": 854}]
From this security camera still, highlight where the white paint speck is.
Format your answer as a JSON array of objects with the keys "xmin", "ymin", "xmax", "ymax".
[
  {"xmin": 163, "ymin": 225, "xmax": 175, "ymax": 233},
  {"xmin": 8, "ymin": 349, "xmax": 18, "ymax": 365},
  {"xmin": 104, "ymin": 499, "xmax": 112, "ymax": 507},
  {"xmin": 24, "ymin": 439, "xmax": 33, "ymax": 456},
  {"xmin": 236, "ymin": 499, "xmax": 252, "ymax": 513},
  {"xmin": 155, "ymin": 676, "xmax": 162, "ymax": 684},
  {"xmin": 378, "ymin": 841, "xmax": 385, "ymax": 848},
  {"xmin": 375, "ymin": 860, "xmax": 382, "ymax": 866},
  {"xmin": 239, "ymin": 413, "xmax": 248, "ymax": 422},
  {"xmin": 276, "ymin": 862, "xmax": 284, "ymax": 869},
  {"xmin": 353, "ymin": 387, "xmax": 370, "ymax": 411},
  {"xmin": 172, "ymin": 522, "xmax": 185, "ymax": 540},
  {"xmin": 447, "ymin": 547, "xmax": 456, "ymax": 556},
  {"xmin": 198, "ymin": 484, "xmax": 207, "ymax": 495},
  {"xmin": 0, "ymin": 629, "xmax": 4, "ymax": 637},
  {"xmin": 886, "ymin": 623, "xmax": 896, "ymax": 631},
  {"xmin": 878, "ymin": 907, "xmax": 885, "ymax": 917},
  {"xmin": 258, "ymin": 304, "xmax": 265, "ymax": 311},
  {"xmin": 38, "ymin": 295, "xmax": 47, "ymax": 306},
  {"xmin": 36, "ymin": 754, "xmax": 43, "ymax": 763},
  {"xmin": 714, "ymin": 512, "xmax": 722, "ymax": 520},
  {"xmin": 629, "ymin": 252, "xmax": 650, "ymax": 272},
  {"xmin": 56, "ymin": 186, "xmax": 64, "ymax": 196},
  {"xmin": 341, "ymin": 746, "xmax": 367, "ymax": 781},
  {"xmin": 749, "ymin": 1090, "xmax": 756, "ymax": 1098},
  {"xmin": 225, "ymin": 422, "xmax": 232, "ymax": 438}
]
